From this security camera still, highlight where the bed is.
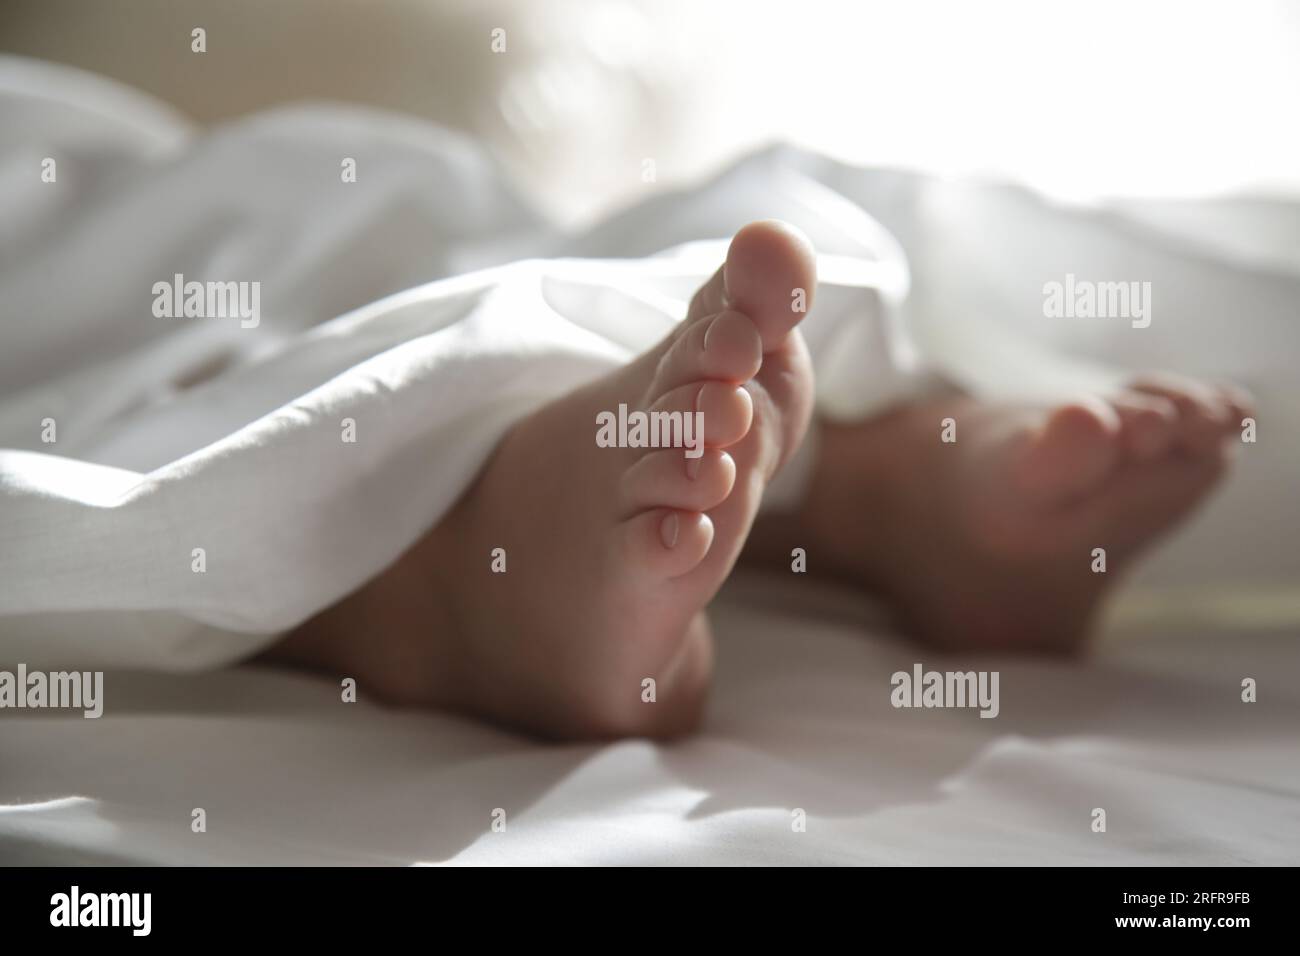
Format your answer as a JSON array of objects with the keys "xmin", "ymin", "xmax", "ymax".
[
  {"xmin": 3, "ymin": 569, "xmax": 1297, "ymax": 865},
  {"xmin": 2, "ymin": 53, "xmax": 1298, "ymax": 867}
]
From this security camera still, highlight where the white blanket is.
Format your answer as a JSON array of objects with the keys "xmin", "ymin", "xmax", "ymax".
[
  {"xmin": 2, "ymin": 58, "xmax": 1298, "ymax": 865},
  {"xmin": 1, "ymin": 57, "xmax": 934, "ymax": 669}
]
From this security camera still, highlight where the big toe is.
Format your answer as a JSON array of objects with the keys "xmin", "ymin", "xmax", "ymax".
[{"xmin": 689, "ymin": 220, "xmax": 818, "ymax": 353}]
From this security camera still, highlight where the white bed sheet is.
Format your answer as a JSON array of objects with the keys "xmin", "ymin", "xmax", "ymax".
[
  {"xmin": 3, "ymin": 58, "xmax": 1299, "ymax": 866},
  {"xmin": 2, "ymin": 571, "xmax": 1297, "ymax": 866}
]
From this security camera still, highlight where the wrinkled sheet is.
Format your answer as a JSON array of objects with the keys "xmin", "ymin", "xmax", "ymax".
[
  {"xmin": 2, "ymin": 57, "xmax": 1298, "ymax": 865},
  {"xmin": 2, "ymin": 574, "xmax": 1296, "ymax": 865}
]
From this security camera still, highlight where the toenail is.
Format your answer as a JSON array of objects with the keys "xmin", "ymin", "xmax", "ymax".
[
  {"xmin": 685, "ymin": 454, "xmax": 702, "ymax": 480},
  {"xmin": 703, "ymin": 314, "xmax": 721, "ymax": 352},
  {"xmin": 659, "ymin": 512, "xmax": 679, "ymax": 549}
]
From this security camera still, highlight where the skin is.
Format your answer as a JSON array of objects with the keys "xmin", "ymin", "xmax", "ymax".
[
  {"xmin": 747, "ymin": 378, "xmax": 1251, "ymax": 652},
  {"xmin": 264, "ymin": 221, "xmax": 817, "ymax": 739},
  {"xmin": 265, "ymin": 220, "xmax": 1252, "ymax": 739}
]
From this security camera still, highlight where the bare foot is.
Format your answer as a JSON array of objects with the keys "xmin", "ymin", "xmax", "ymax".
[
  {"xmin": 264, "ymin": 221, "xmax": 817, "ymax": 739},
  {"xmin": 749, "ymin": 373, "xmax": 1252, "ymax": 652}
]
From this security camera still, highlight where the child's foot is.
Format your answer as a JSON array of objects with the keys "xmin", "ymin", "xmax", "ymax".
[
  {"xmin": 265, "ymin": 221, "xmax": 816, "ymax": 739},
  {"xmin": 750, "ymin": 374, "xmax": 1251, "ymax": 652}
]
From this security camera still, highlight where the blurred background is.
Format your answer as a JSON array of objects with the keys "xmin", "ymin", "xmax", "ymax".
[{"xmin": 4, "ymin": 0, "xmax": 1300, "ymax": 226}]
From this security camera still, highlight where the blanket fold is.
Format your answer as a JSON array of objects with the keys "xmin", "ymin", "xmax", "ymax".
[{"xmin": 3, "ymin": 56, "xmax": 1297, "ymax": 670}]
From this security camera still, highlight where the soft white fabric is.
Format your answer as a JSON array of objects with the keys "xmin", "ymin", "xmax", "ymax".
[
  {"xmin": 2, "ymin": 573, "xmax": 1296, "ymax": 865},
  {"xmin": 0, "ymin": 57, "xmax": 922, "ymax": 669},
  {"xmin": 3, "ymin": 58, "xmax": 1300, "ymax": 865},
  {"xmin": 7, "ymin": 58, "xmax": 1299, "ymax": 674}
]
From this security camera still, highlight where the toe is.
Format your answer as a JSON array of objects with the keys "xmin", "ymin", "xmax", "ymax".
[
  {"xmin": 1110, "ymin": 391, "xmax": 1178, "ymax": 461},
  {"xmin": 651, "ymin": 308, "xmax": 763, "ymax": 395},
  {"xmin": 650, "ymin": 380, "xmax": 754, "ymax": 449},
  {"xmin": 617, "ymin": 508, "xmax": 714, "ymax": 579},
  {"xmin": 1217, "ymin": 381, "xmax": 1256, "ymax": 426},
  {"xmin": 1130, "ymin": 373, "xmax": 1231, "ymax": 455},
  {"xmin": 689, "ymin": 220, "xmax": 817, "ymax": 353},
  {"xmin": 1016, "ymin": 398, "xmax": 1122, "ymax": 503},
  {"xmin": 620, "ymin": 448, "xmax": 736, "ymax": 516}
]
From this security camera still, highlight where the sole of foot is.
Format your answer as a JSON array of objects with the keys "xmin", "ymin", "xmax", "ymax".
[
  {"xmin": 267, "ymin": 221, "xmax": 818, "ymax": 739},
  {"xmin": 756, "ymin": 372, "xmax": 1251, "ymax": 653}
]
